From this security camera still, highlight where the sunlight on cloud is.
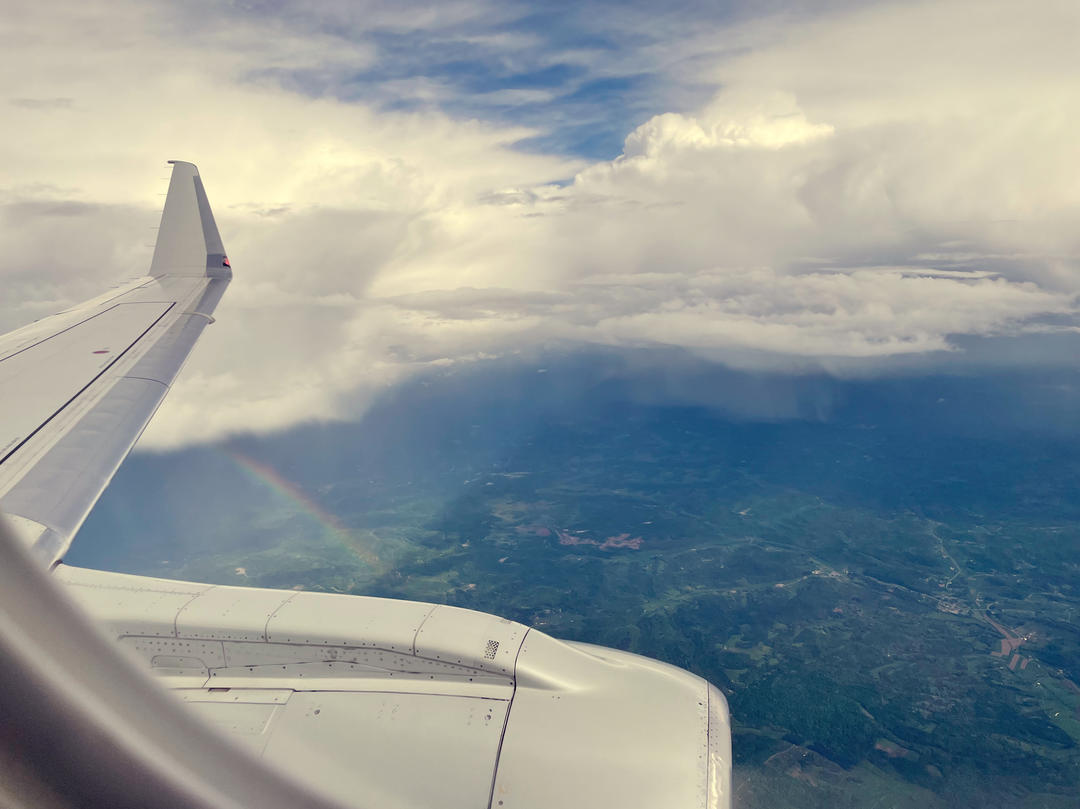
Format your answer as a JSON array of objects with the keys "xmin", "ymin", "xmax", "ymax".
[
  {"xmin": 622, "ymin": 92, "xmax": 834, "ymax": 158},
  {"xmin": 0, "ymin": 0, "xmax": 1077, "ymax": 446}
]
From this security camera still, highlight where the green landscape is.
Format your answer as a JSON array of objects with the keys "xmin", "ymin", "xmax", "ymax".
[{"xmin": 73, "ymin": 363, "xmax": 1080, "ymax": 808}]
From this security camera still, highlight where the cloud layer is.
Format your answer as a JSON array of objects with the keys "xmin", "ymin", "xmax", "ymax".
[{"xmin": 1, "ymin": 0, "xmax": 1078, "ymax": 446}]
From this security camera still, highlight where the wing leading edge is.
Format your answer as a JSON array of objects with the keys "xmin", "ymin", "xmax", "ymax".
[{"xmin": 0, "ymin": 161, "xmax": 231, "ymax": 567}]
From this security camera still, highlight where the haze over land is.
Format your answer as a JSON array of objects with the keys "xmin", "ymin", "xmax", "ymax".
[{"xmin": 72, "ymin": 356, "xmax": 1080, "ymax": 808}]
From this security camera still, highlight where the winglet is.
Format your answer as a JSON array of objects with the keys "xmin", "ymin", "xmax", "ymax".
[{"xmin": 149, "ymin": 161, "xmax": 231, "ymax": 278}]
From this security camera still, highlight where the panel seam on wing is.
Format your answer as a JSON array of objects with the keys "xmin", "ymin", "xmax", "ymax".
[
  {"xmin": 0, "ymin": 302, "xmax": 176, "ymax": 470},
  {"xmin": 486, "ymin": 627, "xmax": 531, "ymax": 809}
]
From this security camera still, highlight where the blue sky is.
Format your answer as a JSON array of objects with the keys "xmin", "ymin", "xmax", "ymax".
[
  {"xmin": 207, "ymin": 0, "xmax": 846, "ymax": 158},
  {"xmin": 237, "ymin": 3, "xmax": 685, "ymax": 158}
]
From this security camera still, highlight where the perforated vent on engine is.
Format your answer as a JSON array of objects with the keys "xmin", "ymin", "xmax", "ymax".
[{"xmin": 484, "ymin": 639, "xmax": 499, "ymax": 660}]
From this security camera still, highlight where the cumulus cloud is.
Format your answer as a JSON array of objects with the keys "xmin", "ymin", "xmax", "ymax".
[
  {"xmin": 0, "ymin": 0, "xmax": 1077, "ymax": 446},
  {"xmin": 622, "ymin": 93, "xmax": 834, "ymax": 156}
]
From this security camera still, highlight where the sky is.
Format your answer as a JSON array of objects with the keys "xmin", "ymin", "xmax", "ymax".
[{"xmin": 1, "ymin": 0, "xmax": 1078, "ymax": 447}]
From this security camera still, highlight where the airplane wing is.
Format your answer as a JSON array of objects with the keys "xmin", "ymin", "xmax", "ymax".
[
  {"xmin": 0, "ymin": 161, "xmax": 231, "ymax": 567},
  {"xmin": 0, "ymin": 163, "xmax": 733, "ymax": 809}
]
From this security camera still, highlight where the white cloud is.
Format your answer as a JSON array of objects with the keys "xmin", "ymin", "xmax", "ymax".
[
  {"xmin": 0, "ymin": 0, "xmax": 1077, "ymax": 446},
  {"xmin": 622, "ymin": 92, "xmax": 834, "ymax": 157}
]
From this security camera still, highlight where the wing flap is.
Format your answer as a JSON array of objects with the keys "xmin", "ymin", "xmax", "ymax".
[{"xmin": 125, "ymin": 279, "xmax": 228, "ymax": 383}]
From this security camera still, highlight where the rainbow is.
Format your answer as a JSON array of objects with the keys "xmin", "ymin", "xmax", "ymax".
[{"xmin": 223, "ymin": 447, "xmax": 382, "ymax": 571}]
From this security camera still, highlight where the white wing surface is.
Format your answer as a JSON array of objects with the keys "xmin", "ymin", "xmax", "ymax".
[{"xmin": 0, "ymin": 161, "xmax": 230, "ymax": 567}]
